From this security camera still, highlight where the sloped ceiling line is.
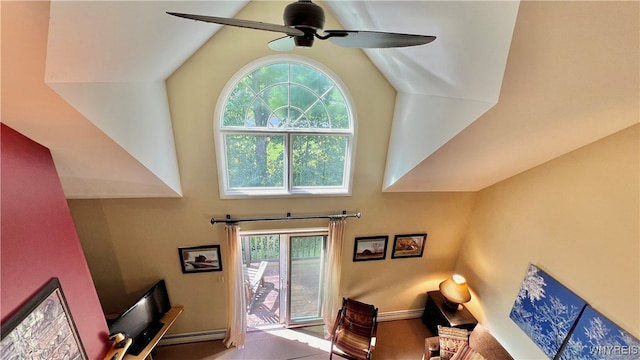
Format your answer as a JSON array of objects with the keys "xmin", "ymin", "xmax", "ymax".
[{"xmin": 41, "ymin": 0, "xmax": 522, "ymax": 197}]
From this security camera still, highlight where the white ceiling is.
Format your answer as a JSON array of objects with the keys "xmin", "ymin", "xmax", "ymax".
[{"xmin": 2, "ymin": 1, "xmax": 638, "ymax": 198}]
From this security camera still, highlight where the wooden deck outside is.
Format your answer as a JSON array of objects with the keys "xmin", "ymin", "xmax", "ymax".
[{"xmin": 246, "ymin": 259, "xmax": 322, "ymax": 329}]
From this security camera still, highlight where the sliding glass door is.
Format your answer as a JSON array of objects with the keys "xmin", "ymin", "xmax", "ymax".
[
  {"xmin": 241, "ymin": 229, "xmax": 326, "ymax": 329},
  {"xmin": 286, "ymin": 234, "xmax": 326, "ymax": 326}
]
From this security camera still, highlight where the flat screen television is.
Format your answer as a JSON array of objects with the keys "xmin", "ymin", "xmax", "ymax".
[{"xmin": 108, "ymin": 279, "xmax": 172, "ymax": 355}]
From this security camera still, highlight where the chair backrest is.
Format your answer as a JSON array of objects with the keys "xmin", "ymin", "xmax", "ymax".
[
  {"xmin": 340, "ymin": 298, "xmax": 378, "ymax": 336},
  {"xmin": 246, "ymin": 261, "xmax": 268, "ymax": 288}
]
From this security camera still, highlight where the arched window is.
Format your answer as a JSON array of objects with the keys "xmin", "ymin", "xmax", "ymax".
[{"xmin": 215, "ymin": 55, "xmax": 356, "ymax": 197}]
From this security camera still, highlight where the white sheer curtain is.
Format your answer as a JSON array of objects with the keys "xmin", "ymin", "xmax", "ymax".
[
  {"xmin": 322, "ymin": 217, "xmax": 345, "ymax": 337},
  {"xmin": 223, "ymin": 223, "xmax": 246, "ymax": 348}
]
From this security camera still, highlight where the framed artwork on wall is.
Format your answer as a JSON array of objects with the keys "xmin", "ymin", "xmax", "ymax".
[
  {"xmin": 353, "ymin": 236, "xmax": 388, "ymax": 261},
  {"xmin": 558, "ymin": 305, "xmax": 640, "ymax": 359},
  {"xmin": 0, "ymin": 277, "xmax": 88, "ymax": 359},
  {"xmin": 178, "ymin": 245, "xmax": 223, "ymax": 273},
  {"xmin": 509, "ymin": 263, "xmax": 587, "ymax": 358},
  {"xmin": 391, "ymin": 233, "xmax": 427, "ymax": 259}
]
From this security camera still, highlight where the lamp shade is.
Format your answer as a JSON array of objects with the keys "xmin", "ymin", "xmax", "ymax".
[{"xmin": 439, "ymin": 274, "xmax": 471, "ymax": 306}]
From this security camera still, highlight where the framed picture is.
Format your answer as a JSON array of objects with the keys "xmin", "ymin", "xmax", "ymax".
[
  {"xmin": 353, "ymin": 236, "xmax": 388, "ymax": 261},
  {"xmin": 391, "ymin": 233, "xmax": 427, "ymax": 258},
  {"xmin": 509, "ymin": 263, "xmax": 586, "ymax": 358},
  {"xmin": 179, "ymin": 245, "xmax": 223, "ymax": 273},
  {"xmin": 1, "ymin": 277, "xmax": 88, "ymax": 359},
  {"xmin": 558, "ymin": 305, "xmax": 640, "ymax": 359}
]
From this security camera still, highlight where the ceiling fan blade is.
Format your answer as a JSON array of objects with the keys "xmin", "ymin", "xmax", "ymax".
[
  {"xmin": 324, "ymin": 30, "xmax": 436, "ymax": 48},
  {"xmin": 268, "ymin": 36, "xmax": 296, "ymax": 51},
  {"xmin": 166, "ymin": 12, "xmax": 304, "ymax": 37}
]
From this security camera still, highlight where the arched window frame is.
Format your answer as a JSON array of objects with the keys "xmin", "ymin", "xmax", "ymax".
[{"xmin": 214, "ymin": 55, "xmax": 357, "ymax": 198}]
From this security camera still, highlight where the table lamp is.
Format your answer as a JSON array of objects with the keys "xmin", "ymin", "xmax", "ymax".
[{"xmin": 439, "ymin": 274, "xmax": 471, "ymax": 311}]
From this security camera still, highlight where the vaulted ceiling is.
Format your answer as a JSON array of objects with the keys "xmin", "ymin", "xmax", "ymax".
[{"xmin": 2, "ymin": 1, "xmax": 638, "ymax": 198}]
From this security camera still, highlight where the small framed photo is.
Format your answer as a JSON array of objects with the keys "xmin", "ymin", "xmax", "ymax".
[
  {"xmin": 391, "ymin": 233, "xmax": 427, "ymax": 259},
  {"xmin": 353, "ymin": 236, "xmax": 388, "ymax": 261},
  {"xmin": 179, "ymin": 245, "xmax": 222, "ymax": 273}
]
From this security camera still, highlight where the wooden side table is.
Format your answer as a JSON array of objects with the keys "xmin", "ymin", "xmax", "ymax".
[{"xmin": 422, "ymin": 291, "xmax": 477, "ymax": 334}]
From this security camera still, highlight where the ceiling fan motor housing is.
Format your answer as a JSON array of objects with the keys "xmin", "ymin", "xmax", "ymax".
[{"xmin": 284, "ymin": 0, "xmax": 325, "ymax": 47}]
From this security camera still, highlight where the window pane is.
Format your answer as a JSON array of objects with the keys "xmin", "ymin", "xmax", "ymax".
[
  {"xmin": 292, "ymin": 135, "xmax": 347, "ymax": 187},
  {"xmin": 287, "ymin": 108, "xmax": 307, "ymax": 128},
  {"xmin": 290, "ymin": 63, "xmax": 333, "ymax": 97},
  {"xmin": 246, "ymin": 63, "xmax": 289, "ymax": 92},
  {"xmin": 322, "ymin": 87, "xmax": 349, "ymax": 129},
  {"xmin": 247, "ymin": 101, "xmax": 272, "ymax": 128},
  {"xmin": 223, "ymin": 83, "xmax": 254, "ymax": 127},
  {"xmin": 307, "ymin": 102, "xmax": 330, "ymax": 129},
  {"xmin": 260, "ymin": 84, "xmax": 288, "ymax": 121},
  {"xmin": 290, "ymin": 84, "xmax": 318, "ymax": 120},
  {"xmin": 225, "ymin": 134, "xmax": 285, "ymax": 188},
  {"xmin": 289, "ymin": 235, "xmax": 325, "ymax": 322}
]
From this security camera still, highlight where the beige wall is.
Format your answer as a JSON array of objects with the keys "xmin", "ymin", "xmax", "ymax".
[
  {"xmin": 456, "ymin": 124, "xmax": 639, "ymax": 359},
  {"xmin": 69, "ymin": 1, "xmax": 639, "ymax": 351},
  {"xmin": 69, "ymin": 1, "xmax": 476, "ymax": 335}
]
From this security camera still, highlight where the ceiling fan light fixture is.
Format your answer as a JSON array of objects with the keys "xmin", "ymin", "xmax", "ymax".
[{"xmin": 294, "ymin": 34, "xmax": 315, "ymax": 48}]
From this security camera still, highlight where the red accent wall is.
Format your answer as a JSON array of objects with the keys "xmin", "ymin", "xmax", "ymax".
[{"xmin": 1, "ymin": 124, "xmax": 109, "ymax": 359}]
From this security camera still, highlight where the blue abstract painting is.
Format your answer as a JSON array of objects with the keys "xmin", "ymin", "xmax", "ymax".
[
  {"xmin": 558, "ymin": 305, "xmax": 640, "ymax": 360},
  {"xmin": 510, "ymin": 264, "xmax": 587, "ymax": 359}
]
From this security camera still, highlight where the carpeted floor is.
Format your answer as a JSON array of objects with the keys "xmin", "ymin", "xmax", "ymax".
[
  {"xmin": 153, "ymin": 318, "xmax": 433, "ymax": 360},
  {"xmin": 373, "ymin": 318, "xmax": 433, "ymax": 359}
]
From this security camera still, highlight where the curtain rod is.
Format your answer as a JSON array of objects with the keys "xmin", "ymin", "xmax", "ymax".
[{"xmin": 210, "ymin": 211, "xmax": 361, "ymax": 224}]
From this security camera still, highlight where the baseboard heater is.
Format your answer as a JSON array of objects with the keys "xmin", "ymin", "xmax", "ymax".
[
  {"xmin": 158, "ymin": 308, "xmax": 423, "ymax": 346},
  {"xmin": 377, "ymin": 308, "xmax": 423, "ymax": 322},
  {"xmin": 159, "ymin": 329, "xmax": 227, "ymax": 346}
]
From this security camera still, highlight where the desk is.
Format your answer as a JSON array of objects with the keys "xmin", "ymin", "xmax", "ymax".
[
  {"xmin": 124, "ymin": 305, "xmax": 183, "ymax": 360},
  {"xmin": 422, "ymin": 291, "xmax": 477, "ymax": 334}
]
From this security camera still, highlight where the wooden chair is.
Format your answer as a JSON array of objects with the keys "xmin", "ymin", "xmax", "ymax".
[
  {"xmin": 329, "ymin": 297, "xmax": 378, "ymax": 360},
  {"xmin": 244, "ymin": 261, "xmax": 268, "ymax": 313}
]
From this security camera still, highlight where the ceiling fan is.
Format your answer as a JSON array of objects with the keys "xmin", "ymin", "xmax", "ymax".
[{"xmin": 167, "ymin": 0, "xmax": 436, "ymax": 51}]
